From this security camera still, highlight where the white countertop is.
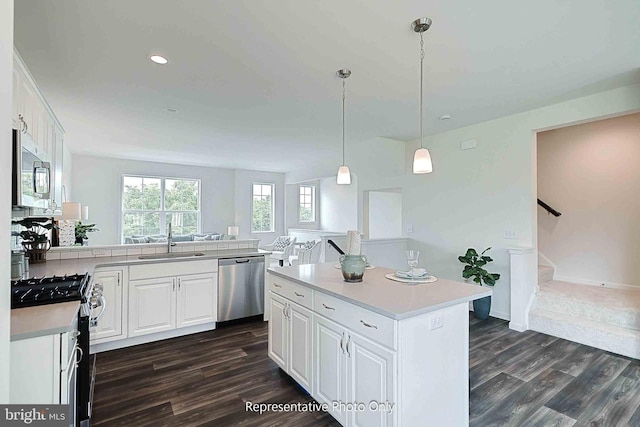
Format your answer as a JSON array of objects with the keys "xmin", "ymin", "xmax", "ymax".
[
  {"xmin": 27, "ymin": 249, "xmax": 269, "ymax": 277},
  {"xmin": 11, "ymin": 301, "xmax": 80, "ymax": 341},
  {"xmin": 268, "ymin": 263, "xmax": 492, "ymax": 320}
]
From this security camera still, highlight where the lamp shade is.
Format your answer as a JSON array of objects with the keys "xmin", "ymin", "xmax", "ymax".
[
  {"xmin": 336, "ymin": 165, "xmax": 351, "ymax": 185},
  {"xmin": 227, "ymin": 226, "xmax": 239, "ymax": 236},
  {"xmin": 61, "ymin": 202, "xmax": 81, "ymax": 220},
  {"xmin": 413, "ymin": 148, "xmax": 433, "ymax": 174}
]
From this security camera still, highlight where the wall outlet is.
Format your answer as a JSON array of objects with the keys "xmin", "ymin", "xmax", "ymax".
[
  {"xmin": 503, "ymin": 229, "xmax": 517, "ymax": 239},
  {"xmin": 429, "ymin": 314, "xmax": 444, "ymax": 330},
  {"xmin": 406, "ymin": 224, "xmax": 413, "ymax": 233},
  {"xmin": 461, "ymin": 139, "xmax": 477, "ymax": 151}
]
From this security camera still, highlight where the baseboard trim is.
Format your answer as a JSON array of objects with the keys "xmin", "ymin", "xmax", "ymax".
[
  {"xmin": 553, "ymin": 275, "xmax": 639, "ymax": 290},
  {"xmin": 90, "ymin": 322, "xmax": 216, "ymax": 353},
  {"xmin": 509, "ymin": 322, "xmax": 527, "ymax": 332},
  {"xmin": 468, "ymin": 307, "xmax": 510, "ymax": 322}
]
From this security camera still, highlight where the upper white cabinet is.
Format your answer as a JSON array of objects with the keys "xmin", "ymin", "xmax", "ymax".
[{"xmin": 13, "ymin": 48, "xmax": 65, "ymax": 213}]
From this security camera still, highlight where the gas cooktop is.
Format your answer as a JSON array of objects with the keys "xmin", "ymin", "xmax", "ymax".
[{"xmin": 11, "ymin": 274, "xmax": 90, "ymax": 309}]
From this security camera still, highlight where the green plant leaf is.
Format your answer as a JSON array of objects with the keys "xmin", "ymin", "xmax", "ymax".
[{"xmin": 466, "ymin": 248, "xmax": 478, "ymax": 258}]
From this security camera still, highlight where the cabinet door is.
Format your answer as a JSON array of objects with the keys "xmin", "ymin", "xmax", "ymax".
[
  {"xmin": 12, "ymin": 65, "xmax": 22, "ymax": 127},
  {"xmin": 20, "ymin": 78, "xmax": 37, "ymax": 144},
  {"xmin": 51, "ymin": 126, "xmax": 64, "ymax": 212},
  {"xmin": 90, "ymin": 270, "xmax": 123, "ymax": 342},
  {"xmin": 268, "ymin": 292, "xmax": 288, "ymax": 370},
  {"xmin": 346, "ymin": 333, "xmax": 396, "ymax": 427},
  {"xmin": 129, "ymin": 277, "xmax": 176, "ymax": 337},
  {"xmin": 288, "ymin": 302, "xmax": 313, "ymax": 391},
  {"xmin": 176, "ymin": 273, "xmax": 217, "ymax": 328},
  {"xmin": 313, "ymin": 315, "xmax": 348, "ymax": 425}
]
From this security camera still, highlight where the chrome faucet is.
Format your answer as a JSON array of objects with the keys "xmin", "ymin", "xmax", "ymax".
[{"xmin": 167, "ymin": 223, "xmax": 176, "ymax": 253}]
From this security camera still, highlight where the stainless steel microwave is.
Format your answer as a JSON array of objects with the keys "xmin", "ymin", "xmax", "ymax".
[{"xmin": 12, "ymin": 129, "xmax": 50, "ymax": 209}]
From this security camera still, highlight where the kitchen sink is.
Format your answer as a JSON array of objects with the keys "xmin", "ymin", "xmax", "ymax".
[{"xmin": 138, "ymin": 252, "xmax": 206, "ymax": 260}]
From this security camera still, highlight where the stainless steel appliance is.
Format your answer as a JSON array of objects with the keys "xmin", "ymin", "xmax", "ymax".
[
  {"xmin": 12, "ymin": 128, "xmax": 51, "ymax": 209},
  {"xmin": 218, "ymin": 256, "xmax": 265, "ymax": 321},
  {"xmin": 11, "ymin": 273, "xmax": 103, "ymax": 426}
]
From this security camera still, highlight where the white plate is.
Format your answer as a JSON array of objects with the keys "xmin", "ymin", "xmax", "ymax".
[
  {"xmin": 395, "ymin": 269, "xmax": 428, "ymax": 279},
  {"xmin": 385, "ymin": 273, "xmax": 437, "ymax": 284}
]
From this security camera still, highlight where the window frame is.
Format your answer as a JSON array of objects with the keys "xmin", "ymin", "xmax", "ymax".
[
  {"xmin": 298, "ymin": 184, "xmax": 316, "ymax": 223},
  {"xmin": 120, "ymin": 174, "xmax": 202, "ymax": 242},
  {"xmin": 251, "ymin": 182, "xmax": 275, "ymax": 233}
]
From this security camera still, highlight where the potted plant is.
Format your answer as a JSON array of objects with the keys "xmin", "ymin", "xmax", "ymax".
[
  {"xmin": 75, "ymin": 222, "xmax": 99, "ymax": 246},
  {"xmin": 11, "ymin": 217, "xmax": 56, "ymax": 263},
  {"xmin": 458, "ymin": 247, "xmax": 501, "ymax": 320}
]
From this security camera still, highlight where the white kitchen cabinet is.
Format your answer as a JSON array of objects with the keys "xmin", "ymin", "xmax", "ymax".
[
  {"xmin": 129, "ymin": 276, "xmax": 176, "ymax": 337},
  {"xmin": 268, "ymin": 292, "xmax": 288, "ymax": 369},
  {"xmin": 268, "ymin": 290, "xmax": 313, "ymax": 391},
  {"xmin": 176, "ymin": 273, "xmax": 217, "ymax": 328},
  {"xmin": 314, "ymin": 314, "xmax": 349, "ymax": 425},
  {"xmin": 90, "ymin": 268, "xmax": 125, "ymax": 343},
  {"xmin": 288, "ymin": 301, "xmax": 313, "ymax": 389},
  {"xmin": 346, "ymin": 333, "xmax": 396, "ymax": 427},
  {"xmin": 129, "ymin": 272, "xmax": 217, "ymax": 338},
  {"xmin": 10, "ymin": 329, "xmax": 78, "ymax": 405}
]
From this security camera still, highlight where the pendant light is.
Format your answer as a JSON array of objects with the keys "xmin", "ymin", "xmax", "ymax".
[
  {"xmin": 412, "ymin": 18, "xmax": 433, "ymax": 174},
  {"xmin": 336, "ymin": 69, "xmax": 352, "ymax": 185}
]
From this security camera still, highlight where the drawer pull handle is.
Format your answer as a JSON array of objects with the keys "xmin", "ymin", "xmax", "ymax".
[
  {"xmin": 360, "ymin": 320, "xmax": 378, "ymax": 329},
  {"xmin": 273, "ymin": 283, "xmax": 282, "ymax": 288},
  {"xmin": 322, "ymin": 303, "xmax": 335, "ymax": 311},
  {"xmin": 294, "ymin": 292, "xmax": 304, "ymax": 297}
]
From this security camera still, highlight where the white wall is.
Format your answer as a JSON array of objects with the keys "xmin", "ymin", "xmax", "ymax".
[
  {"xmin": 234, "ymin": 168, "xmax": 285, "ymax": 243},
  {"xmin": 319, "ymin": 175, "xmax": 358, "ymax": 232},
  {"xmin": 72, "ymin": 155, "xmax": 236, "ymax": 245},
  {"xmin": 287, "ymin": 83, "xmax": 640, "ymax": 324},
  {"xmin": 0, "ymin": 0, "xmax": 13, "ymax": 403},
  {"xmin": 62, "ymin": 142, "xmax": 73, "ymax": 200},
  {"xmin": 368, "ymin": 190, "xmax": 402, "ymax": 239},
  {"xmin": 538, "ymin": 113, "xmax": 640, "ymax": 286}
]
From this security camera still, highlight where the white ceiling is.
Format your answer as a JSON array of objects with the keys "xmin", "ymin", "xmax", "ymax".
[{"xmin": 14, "ymin": 0, "xmax": 640, "ymax": 172}]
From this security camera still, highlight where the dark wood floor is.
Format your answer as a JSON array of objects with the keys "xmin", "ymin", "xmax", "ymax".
[{"xmin": 92, "ymin": 315, "xmax": 640, "ymax": 426}]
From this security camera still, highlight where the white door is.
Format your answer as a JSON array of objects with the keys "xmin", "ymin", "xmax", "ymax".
[
  {"xmin": 346, "ymin": 333, "xmax": 396, "ymax": 427},
  {"xmin": 313, "ymin": 315, "xmax": 348, "ymax": 425},
  {"xmin": 129, "ymin": 277, "xmax": 176, "ymax": 337},
  {"xmin": 90, "ymin": 270, "xmax": 123, "ymax": 342},
  {"xmin": 176, "ymin": 273, "xmax": 217, "ymax": 328},
  {"xmin": 288, "ymin": 302, "xmax": 313, "ymax": 391},
  {"xmin": 268, "ymin": 292, "xmax": 288, "ymax": 370}
]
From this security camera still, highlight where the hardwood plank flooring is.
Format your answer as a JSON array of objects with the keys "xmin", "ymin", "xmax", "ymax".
[{"xmin": 92, "ymin": 315, "xmax": 640, "ymax": 426}]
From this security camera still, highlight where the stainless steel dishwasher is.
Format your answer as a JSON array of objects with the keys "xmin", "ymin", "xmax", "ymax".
[{"xmin": 218, "ymin": 256, "xmax": 265, "ymax": 321}]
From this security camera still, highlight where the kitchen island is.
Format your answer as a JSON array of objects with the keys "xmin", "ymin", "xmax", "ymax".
[{"xmin": 267, "ymin": 263, "xmax": 491, "ymax": 427}]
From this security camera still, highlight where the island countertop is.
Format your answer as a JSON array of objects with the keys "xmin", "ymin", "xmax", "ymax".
[{"xmin": 268, "ymin": 263, "xmax": 491, "ymax": 320}]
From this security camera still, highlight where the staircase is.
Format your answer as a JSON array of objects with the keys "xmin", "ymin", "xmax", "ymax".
[{"xmin": 530, "ymin": 264, "xmax": 640, "ymax": 359}]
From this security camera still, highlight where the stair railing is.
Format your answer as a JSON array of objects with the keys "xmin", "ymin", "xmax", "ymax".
[{"xmin": 537, "ymin": 199, "xmax": 561, "ymax": 217}]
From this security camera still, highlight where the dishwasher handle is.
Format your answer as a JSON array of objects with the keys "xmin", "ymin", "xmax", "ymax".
[{"xmin": 219, "ymin": 256, "xmax": 265, "ymax": 266}]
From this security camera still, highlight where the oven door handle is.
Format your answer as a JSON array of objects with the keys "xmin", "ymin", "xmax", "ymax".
[{"xmin": 90, "ymin": 296, "xmax": 107, "ymax": 324}]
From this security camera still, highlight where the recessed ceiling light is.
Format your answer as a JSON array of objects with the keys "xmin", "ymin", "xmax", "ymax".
[
  {"xmin": 164, "ymin": 107, "xmax": 179, "ymax": 113},
  {"xmin": 149, "ymin": 54, "xmax": 168, "ymax": 65},
  {"xmin": 439, "ymin": 115, "xmax": 452, "ymax": 121}
]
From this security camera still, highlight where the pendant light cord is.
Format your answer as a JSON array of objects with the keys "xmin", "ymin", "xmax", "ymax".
[
  {"xmin": 342, "ymin": 77, "xmax": 346, "ymax": 165},
  {"xmin": 419, "ymin": 31, "xmax": 425, "ymax": 150}
]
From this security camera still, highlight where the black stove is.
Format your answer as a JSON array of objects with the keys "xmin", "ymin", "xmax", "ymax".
[{"xmin": 11, "ymin": 273, "xmax": 90, "ymax": 309}]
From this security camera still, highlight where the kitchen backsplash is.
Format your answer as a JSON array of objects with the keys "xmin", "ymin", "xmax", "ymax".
[{"xmin": 47, "ymin": 239, "xmax": 261, "ymax": 260}]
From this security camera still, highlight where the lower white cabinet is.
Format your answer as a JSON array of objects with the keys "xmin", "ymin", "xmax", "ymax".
[
  {"xmin": 129, "ymin": 272, "xmax": 217, "ymax": 338},
  {"xmin": 313, "ymin": 314, "xmax": 396, "ymax": 427},
  {"xmin": 268, "ymin": 292, "xmax": 313, "ymax": 391},
  {"xmin": 90, "ymin": 268, "xmax": 125, "ymax": 343},
  {"xmin": 10, "ymin": 330, "xmax": 78, "ymax": 405}
]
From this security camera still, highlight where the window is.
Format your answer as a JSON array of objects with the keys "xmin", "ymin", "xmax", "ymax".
[
  {"xmin": 122, "ymin": 175, "xmax": 200, "ymax": 241},
  {"xmin": 299, "ymin": 185, "xmax": 315, "ymax": 222},
  {"xmin": 252, "ymin": 183, "xmax": 274, "ymax": 233}
]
